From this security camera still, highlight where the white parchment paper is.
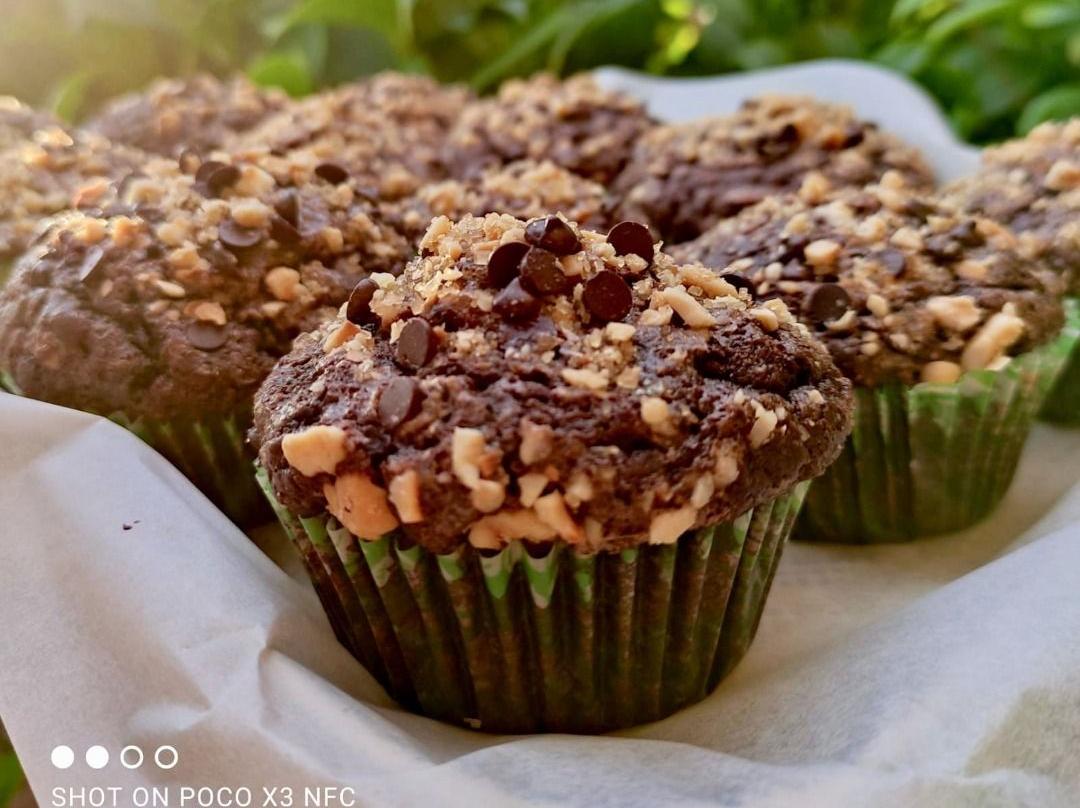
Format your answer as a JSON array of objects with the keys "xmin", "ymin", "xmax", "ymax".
[{"xmin": 2, "ymin": 61, "xmax": 1080, "ymax": 807}]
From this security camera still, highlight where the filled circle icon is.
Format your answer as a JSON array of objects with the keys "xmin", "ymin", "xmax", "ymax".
[
  {"xmin": 86, "ymin": 745, "xmax": 110, "ymax": 769},
  {"xmin": 50, "ymin": 746, "xmax": 75, "ymax": 770}
]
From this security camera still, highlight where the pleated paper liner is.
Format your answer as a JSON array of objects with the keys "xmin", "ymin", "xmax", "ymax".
[
  {"xmin": 0, "ymin": 372, "xmax": 267, "ymax": 526},
  {"xmin": 257, "ymin": 470, "xmax": 809, "ymax": 734},
  {"xmin": 1039, "ymin": 297, "xmax": 1080, "ymax": 425},
  {"xmin": 797, "ymin": 336, "xmax": 1076, "ymax": 544}
]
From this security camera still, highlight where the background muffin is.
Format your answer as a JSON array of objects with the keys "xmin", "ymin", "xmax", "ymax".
[
  {"xmin": 253, "ymin": 212, "xmax": 852, "ymax": 732},
  {"xmin": 86, "ymin": 74, "xmax": 288, "ymax": 157},
  {"xmin": 613, "ymin": 94, "xmax": 934, "ymax": 244},
  {"xmin": 0, "ymin": 147, "xmax": 410, "ymax": 523},
  {"xmin": 445, "ymin": 73, "xmax": 656, "ymax": 185},
  {"xmin": 673, "ymin": 172, "xmax": 1070, "ymax": 542}
]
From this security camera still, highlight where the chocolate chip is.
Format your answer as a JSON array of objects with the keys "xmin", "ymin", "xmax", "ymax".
[
  {"xmin": 925, "ymin": 235, "xmax": 962, "ymax": 261},
  {"xmin": 315, "ymin": 162, "xmax": 349, "ymax": 184},
  {"xmin": 840, "ymin": 125, "xmax": 865, "ymax": 149},
  {"xmin": 269, "ymin": 214, "xmax": 301, "ymax": 245},
  {"xmin": 218, "ymin": 220, "xmax": 262, "ymax": 250},
  {"xmin": 720, "ymin": 273, "xmax": 754, "ymax": 294},
  {"xmin": 876, "ymin": 248, "xmax": 907, "ymax": 276},
  {"xmin": 949, "ymin": 219, "xmax": 984, "ymax": 247},
  {"xmin": 186, "ymin": 321, "xmax": 227, "ymax": 351},
  {"xmin": 606, "ymin": 221, "xmax": 654, "ymax": 265},
  {"xmin": 486, "ymin": 242, "xmax": 528, "ymax": 288},
  {"xmin": 755, "ymin": 123, "xmax": 799, "ymax": 157},
  {"xmin": 396, "ymin": 318, "xmax": 436, "ymax": 369},
  {"xmin": 519, "ymin": 248, "xmax": 569, "ymax": 296},
  {"xmin": 582, "ymin": 270, "xmax": 632, "ymax": 323},
  {"xmin": 804, "ymin": 283, "xmax": 851, "ymax": 324},
  {"xmin": 524, "ymin": 216, "xmax": 580, "ymax": 255},
  {"xmin": 493, "ymin": 278, "xmax": 542, "ymax": 322},
  {"xmin": 76, "ymin": 246, "xmax": 105, "ymax": 284},
  {"xmin": 346, "ymin": 278, "xmax": 379, "ymax": 326},
  {"xmin": 274, "ymin": 191, "xmax": 300, "ymax": 226},
  {"xmin": 378, "ymin": 377, "xmax": 423, "ymax": 429},
  {"xmin": 195, "ymin": 161, "xmax": 239, "ymax": 197},
  {"xmin": 178, "ymin": 148, "xmax": 201, "ymax": 174}
]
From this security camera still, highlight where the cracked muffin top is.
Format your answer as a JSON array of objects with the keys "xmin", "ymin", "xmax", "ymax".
[
  {"xmin": 385, "ymin": 159, "xmax": 611, "ymax": 245},
  {"xmin": 612, "ymin": 94, "xmax": 935, "ymax": 244},
  {"xmin": 0, "ymin": 147, "xmax": 411, "ymax": 421},
  {"xmin": 943, "ymin": 119, "xmax": 1079, "ymax": 295},
  {"xmin": 252, "ymin": 212, "xmax": 853, "ymax": 554},
  {"xmin": 445, "ymin": 74, "xmax": 656, "ymax": 185},
  {"xmin": 671, "ymin": 171, "xmax": 1065, "ymax": 388},
  {"xmin": 233, "ymin": 73, "xmax": 475, "ymax": 201},
  {"xmin": 86, "ymin": 74, "xmax": 288, "ymax": 157}
]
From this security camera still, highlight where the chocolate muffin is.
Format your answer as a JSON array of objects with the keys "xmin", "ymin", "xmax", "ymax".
[
  {"xmin": 385, "ymin": 159, "xmax": 611, "ymax": 245},
  {"xmin": 252, "ymin": 212, "xmax": 852, "ymax": 732},
  {"xmin": 233, "ymin": 73, "xmax": 475, "ymax": 201},
  {"xmin": 86, "ymin": 74, "xmax": 288, "ymax": 157},
  {"xmin": 0, "ymin": 114, "xmax": 146, "ymax": 265},
  {"xmin": 674, "ymin": 171, "xmax": 1070, "ymax": 542},
  {"xmin": 0, "ymin": 148, "xmax": 411, "ymax": 523},
  {"xmin": 613, "ymin": 94, "xmax": 935, "ymax": 244},
  {"xmin": 0, "ymin": 95, "xmax": 64, "ymax": 150},
  {"xmin": 445, "ymin": 74, "xmax": 656, "ymax": 185}
]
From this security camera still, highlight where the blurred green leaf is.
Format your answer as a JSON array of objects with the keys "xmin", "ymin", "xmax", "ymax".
[
  {"xmin": 925, "ymin": 0, "xmax": 1017, "ymax": 44},
  {"xmin": 1022, "ymin": 3, "xmax": 1080, "ymax": 29},
  {"xmin": 248, "ymin": 50, "xmax": 315, "ymax": 95},
  {"xmin": 0, "ymin": 752, "xmax": 22, "ymax": 807},
  {"xmin": 1019, "ymin": 83, "xmax": 1080, "ymax": 131},
  {"xmin": 49, "ymin": 70, "xmax": 93, "ymax": 121}
]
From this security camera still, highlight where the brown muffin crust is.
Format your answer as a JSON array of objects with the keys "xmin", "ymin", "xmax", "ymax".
[
  {"xmin": 445, "ymin": 74, "xmax": 656, "ymax": 185},
  {"xmin": 0, "ymin": 122, "xmax": 146, "ymax": 261},
  {"xmin": 233, "ymin": 73, "xmax": 475, "ymax": 201},
  {"xmin": 0, "ymin": 96, "xmax": 65, "ymax": 151},
  {"xmin": 252, "ymin": 213, "xmax": 852, "ymax": 554},
  {"xmin": 944, "ymin": 119, "xmax": 1079, "ymax": 295},
  {"xmin": 0, "ymin": 148, "xmax": 411, "ymax": 421},
  {"xmin": 385, "ymin": 160, "xmax": 611, "ymax": 244},
  {"xmin": 612, "ymin": 94, "xmax": 935, "ymax": 244},
  {"xmin": 86, "ymin": 74, "xmax": 288, "ymax": 157},
  {"xmin": 671, "ymin": 171, "xmax": 1064, "ymax": 388}
]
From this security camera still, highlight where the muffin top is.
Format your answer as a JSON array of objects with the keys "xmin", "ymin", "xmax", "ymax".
[
  {"xmin": 0, "ymin": 122, "xmax": 146, "ymax": 261},
  {"xmin": 445, "ymin": 74, "xmax": 656, "ymax": 185},
  {"xmin": 252, "ymin": 213, "xmax": 853, "ymax": 554},
  {"xmin": 612, "ymin": 94, "xmax": 935, "ymax": 244},
  {"xmin": 233, "ymin": 73, "xmax": 475, "ymax": 201},
  {"xmin": 86, "ymin": 74, "xmax": 288, "ymax": 157},
  {"xmin": 944, "ymin": 119, "xmax": 1079, "ymax": 294},
  {"xmin": 671, "ymin": 171, "xmax": 1064, "ymax": 388},
  {"xmin": 0, "ymin": 148, "xmax": 411, "ymax": 421},
  {"xmin": 0, "ymin": 96, "xmax": 65, "ymax": 151},
  {"xmin": 386, "ymin": 160, "xmax": 611, "ymax": 244}
]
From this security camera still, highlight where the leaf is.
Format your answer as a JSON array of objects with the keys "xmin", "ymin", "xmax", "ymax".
[
  {"xmin": 1018, "ymin": 83, "xmax": 1080, "ymax": 132},
  {"xmin": 283, "ymin": 0, "xmax": 403, "ymax": 43},
  {"xmin": 469, "ymin": 3, "xmax": 580, "ymax": 90},
  {"xmin": 925, "ymin": 0, "xmax": 1019, "ymax": 44},
  {"xmin": 1022, "ymin": 2, "xmax": 1080, "ymax": 29},
  {"xmin": 49, "ymin": 69, "xmax": 93, "ymax": 121},
  {"xmin": 248, "ymin": 50, "xmax": 315, "ymax": 96}
]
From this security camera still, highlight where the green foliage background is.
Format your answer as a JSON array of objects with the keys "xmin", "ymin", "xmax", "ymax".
[{"xmin": 0, "ymin": 1, "xmax": 1077, "ymax": 143}]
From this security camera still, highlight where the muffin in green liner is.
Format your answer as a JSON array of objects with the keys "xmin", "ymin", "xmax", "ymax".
[
  {"xmin": 252, "ymin": 213, "xmax": 852, "ymax": 732},
  {"xmin": 1041, "ymin": 298, "xmax": 1080, "ymax": 424},
  {"xmin": 942, "ymin": 120, "xmax": 1079, "ymax": 425},
  {"xmin": 0, "ymin": 128, "xmax": 414, "ymax": 525},
  {"xmin": 674, "ymin": 172, "xmax": 1067, "ymax": 543}
]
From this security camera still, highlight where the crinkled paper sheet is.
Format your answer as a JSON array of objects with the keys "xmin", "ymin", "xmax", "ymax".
[{"xmin": 2, "ymin": 61, "xmax": 1080, "ymax": 807}]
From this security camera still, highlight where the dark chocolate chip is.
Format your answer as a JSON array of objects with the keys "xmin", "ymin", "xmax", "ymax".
[
  {"xmin": 720, "ymin": 273, "xmax": 754, "ymax": 294},
  {"xmin": 524, "ymin": 216, "xmax": 580, "ymax": 255},
  {"xmin": 606, "ymin": 221, "xmax": 654, "ymax": 265},
  {"xmin": 840, "ymin": 125, "xmax": 865, "ymax": 148},
  {"xmin": 186, "ymin": 321, "xmax": 227, "ymax": 351},
  {"xmin": 756, "ymin": 123, "xmax": 799, "ymax": 157},
  {"xmin": 582, "ymin": 270, "xmax": 632, "ymax": 323},
  {"xmin": 519, "ymin": 247, "xmax": 569, "ymax": 296},
  {"xmin": 925, "ymin": 234, "xmax": 962, "ymax": 261},
  {"xmin": 177, "ymin": 148, "xmax": 201, "ymax": 174},
  {"xmin": 396, "ymin": 318, "xmax": 437, "ymax": 369},
  {"xmin": 274, "ymin": 191, "xmax": 300, "ymax": 226},
  {"xmin": 76, "ymin": 246, "xmax": 105, "ymax": 284},
  {"xmin": 950, "ymin": 219, "xmax": 984, "ymax": 247},
  {"xmin": 378, "ymin": 377, "xmax": 423, "ymax": 428},
  {"xmin": 269, "ymin": 214, "xmax": 301, "ymax": 245},
  {"xmin": 876, "ymin": 248, "xmax": 907, "ymax": 276},
  {"xmin": 486, "ymin": 242, "xmax": 528, "ymax": 288},
  {"xmin": 804, "ymin": 283, "xmax": 851, "ymax": 324},
  {"xmin": 346, "ymin": 278, "xmax": 379, "ymax": 326},
  {"xmin": 493, "ymin": 278, "xmax": 542, "ymax": 322},
  {"xmin": 314, "ymin": 162, "xmax": 349, "ymax": 184},
  {"xmin": 195, "ymin": 161, "xmax": 239, "ymax": 197},
  {"xmin": 218, "ymin": 220, "xmax": 262, "ymax": 250}
]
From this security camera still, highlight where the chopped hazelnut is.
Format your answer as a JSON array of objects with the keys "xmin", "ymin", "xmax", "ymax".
[
  {"xmin": 640, "ymin": 396, "xmax": 674, "ymax": 434},
  {"xmin": 518, "ymin": 473, "xmax": 549, "ymax": 508},
  {"xmin": 649, "ymin": 506, "xmax": 697, "ymax": 544},
  {"xmin": 691, "ymin": 476, "xmax": 715, "ymax": 509},
  {"xmin": 324, "ymin": 320, "xmax": 361, "ymax": 352},
  {"xmin": 604, "ymin": 322, "xmax": 636, "ymax": 342},
  {"xmin": 154, "ymin": 279, "xmax": 186, "ymax": 299},
  {"xmin": 962, "ymin": 310, "xmax": 1025, "ymax": 371},
  {"xmin": 534, "ymin": 491, "xmax": 583, "ymax": 543},
  {"xmin": 471, "ymin": 479, "xmax": 507, "ymax": 514},
  {"xmin": 265, "ymin": 266, "xmax": 303, "ymax": 302},
  {"xmin": 804, "ymin": 239, "xmax": 841, "ymax": 268},
  {"xmin": 519, "ymin": 419, "xmax": 554, "ymax": 465},
  {"xmin": 660, "ymin": 287, "xmax": 715, "ymax": 328},
  {"xmin": 388, "ymin": 470, "xmax": 424, "ymax": 523},
  {"xmin": 561, "ymin": 367, "xmax": 609, "ymax": 391},
  {"xmin": 230, "ymin": 199, "xmax": 271, "ymax": 229},
  {"xmin": 748, "ymin": 307, "xmax": 779, "ymax": 331},
  {"xmin": 282, "ymin": 424, "xmax": 348, "ymax": 477},
  {"xmin": 191, "ymin": 301, "xmax": 227, "ymax": 326},
  {"xmin": 324, "ymin": 473, "xmax": 400, "ymax": 540},
  {"xmin": 921, "ymin": 361, "xmax": 963, "ymax": 385},
  {"xmin": 452, "ymin": 427, "xmax": 487, "ymax": 489},
  {"xmin": 926, "ymin": 295, "xmax": 982, "ymax": 332}
]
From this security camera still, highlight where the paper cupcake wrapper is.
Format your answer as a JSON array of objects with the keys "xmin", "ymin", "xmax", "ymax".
[
  {"xmin": 0, "ymin": 373, "xmax": 266, "ymax": 526},
  {"xmin": 798, "ymin": 340, "xmax": 1074, "ymax": 544},
  {"xmin": 1039, "ymin": 297, "xmax": 1080, "ymax": 425},
  {"xmin": 258, "ymin": 469, "xmax": 809, "ymax": 734}
]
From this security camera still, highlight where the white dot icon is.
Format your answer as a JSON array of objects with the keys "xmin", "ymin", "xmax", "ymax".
[
  {"xmin": 86, "ymin": 746, "xmax": 109, "ymax": 769},
  {"xmin": 51, "ymin": 745, "xmax": 75, "ymax": 770}
]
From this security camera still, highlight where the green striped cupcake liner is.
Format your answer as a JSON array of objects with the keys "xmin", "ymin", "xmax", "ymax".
[
  {"xmin": 798, "ymin": 334, "xmax": 1076, "ymax": 544},
  {"xmin": 1039, "ymin": 297, "xmax": 1080, "ymax": 425},
  {"xmin": 258, "ymin": 469, "xmax": 809, "ymax": 734},
  {"xmin": 1, "ymin": 372, "xmax": 266, "ymax": 526}
]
